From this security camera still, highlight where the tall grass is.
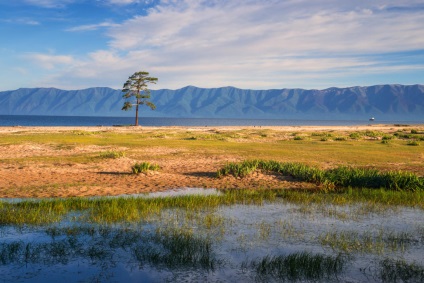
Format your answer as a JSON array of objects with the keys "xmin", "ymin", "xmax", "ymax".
[
  {"xmin": 0, "ymin": 226, "xmax": 218, "ymax": 271},
  {"xmin": 251, "ymin": 252, "xmax": 347, "ymax": 281},
  {"xmin": 217, "ymin": 160, "xmax": 424, "ymax": 191},
  {"xmin": 0, "ymin": 190, "xmax": 275, "ymax": 225},
  {"xmin": 131, "ymin": 162, "xmax": 160, "ymax": 174},
  {"xmin": 1, "ymin": 188, "xmax": 422, "ymax": 226},
  {"xmin": 379, "ymin": 258, "xmax": 424, "ymax": 282}
]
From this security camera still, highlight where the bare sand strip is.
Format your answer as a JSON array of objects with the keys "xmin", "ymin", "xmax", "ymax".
[{"xmin": 0, "ymin": 124, "xmax": 421, "ymax": 134}]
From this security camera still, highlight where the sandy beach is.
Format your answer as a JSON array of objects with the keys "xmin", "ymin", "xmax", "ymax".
[{"xmin": 0, "ymin": 124, "xmax": 422, "ymax": 198}]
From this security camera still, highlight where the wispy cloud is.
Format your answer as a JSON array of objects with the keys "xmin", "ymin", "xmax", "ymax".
[
  {"xmin": 24, "ymin": 53, "xmax": 75, "ymax": 69},
  {"xmin": 23, "ymin": 0, "xmax": 74, "ymax": 8},
  {"xmin": 1, "ymin": 18, "xmax": 40, "ymax": 25},
  {"xmin": 11, "ymin": 0, "xmax": 424, "ymax": 90},
  {"xmin": 66, "ymin": 21, "xmax": 119, "ymax": 32}
]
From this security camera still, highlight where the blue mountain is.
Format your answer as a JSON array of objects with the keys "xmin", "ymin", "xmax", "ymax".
[{"xmin": 0, "ymin": 84, "xmax": 423, "ymax": 119}]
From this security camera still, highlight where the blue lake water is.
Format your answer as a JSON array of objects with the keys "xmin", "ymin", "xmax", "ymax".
[{"xmin": 0, "ymin": 115, "xmax": 422, "ymax": 126}]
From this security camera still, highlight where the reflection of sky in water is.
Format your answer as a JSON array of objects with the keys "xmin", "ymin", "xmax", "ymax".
[{"xmin": 0, "ymin": 189, "xmax": 423, "ymax": 282}]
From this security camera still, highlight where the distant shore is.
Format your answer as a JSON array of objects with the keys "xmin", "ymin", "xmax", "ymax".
[{"xmin": 0, "ymin": 124, "xmax": 422, "ymax": 134}]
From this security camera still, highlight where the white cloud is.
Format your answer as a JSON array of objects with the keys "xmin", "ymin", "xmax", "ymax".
[
  {"xmin": 16, "ymin": 0, "xmax": 424, "ymax": 90},
  {"xmin": 25, "ymin": 53, "xmax": 75, "ymax": 69},
  {"xmin": 67, "ymin": 22, "xmax": 119, "ymax": 32},
  {"xmin": 24, "ymin": 0, "xmax": 74, "ymax": 8},
  {"xmin": 108, "ymin": 0, "xmax": 138, "ymax": 4},
  {"xmin": 1, "ymin": 18, "xmax": 40, "ymax": 25}
]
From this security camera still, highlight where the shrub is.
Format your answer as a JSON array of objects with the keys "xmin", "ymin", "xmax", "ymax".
[
  {"xmin": 132, "ymin": 162, "xmax": 160, "ymax": 174},
  {"xmin": 364, "ymin": 130, "xmax": 383, "ymax": 138},
  {"xmin": 382, "ymin": 135, "xmax": 393, "ymax": 140},
  {"xmin": 99, "ymin": 151, "xmax": 125, "ymax": 159},
  {"xmin": 349, "ymin": 132, "xmax": 361, "ymax": 139},
  {"xmin": 407, "ymin": 141, "xmax": 420, "ymax": 146}
]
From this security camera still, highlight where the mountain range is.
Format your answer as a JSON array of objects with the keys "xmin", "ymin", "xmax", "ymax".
[{"xmin": 0, "ymin": 84, "xmax": 423, "ymax": 120}]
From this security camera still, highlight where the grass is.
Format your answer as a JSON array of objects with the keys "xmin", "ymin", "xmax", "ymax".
[
  {"xmin": 0, "ymin": 189, "xmax": 275, "ymax": 225},
  {"xmin": 250, "ymin": 252, "xmax": 347, "ymax": 281},
  {"xmin": 379, "ymin": 258, "xmax": 424, "ymax": 282},
  {"xmin": 1, "ymin": 128, "xmax": 423, "ymax": 175},
  {"xmin": 217, "ymin": 160, "xmax": 424, "ymax": 191},
  {"xmin": 131, "ymin": 162, "xmax": 160, "ymax": 174},
  {"xmin": 318, "ymin": 230, "xmax": 417, "ymax": 254},
  {"xmin": 99, "ymin": 150, "xmax": 125, "ymax": 159},
  {"xmin": 407, "ymin": 140, "xmax": 420, "ymax": 146},
  {"xmin": 0, "ymin": 226, "xmax": 218, "ymax": 271},
  {"xmin": 1, "ymin": 188, "xmax": 423, "ymax": 226}
]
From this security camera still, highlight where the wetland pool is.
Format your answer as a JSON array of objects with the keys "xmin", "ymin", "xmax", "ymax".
[{"xmin": 1, "ymin": 189, "xmax": 423, "ymax": 282}]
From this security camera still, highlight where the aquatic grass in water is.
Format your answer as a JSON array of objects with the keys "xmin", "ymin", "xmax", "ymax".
[
  {"xmin": 0, "ymin": 190, "xmax": 423, "ymax": 282},
  {"xmin": 379, "ymin": 258, "xmax": 424, "ymax": 282},
  {"xmin": 250, "ymin": 252, "xmax": 347, "ymax": 281},
  {"xmin": 0, "ymin": 226, "xmax": 218, "ymax": 271},
  {"xmin": 1, "ymin": 188, "xmax": 423, "ymax": 226}
]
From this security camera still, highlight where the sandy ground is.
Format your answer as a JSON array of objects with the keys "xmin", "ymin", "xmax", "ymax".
[
  {"xmin": 0, "ymin": 124, "xmax": 409, "ymax": 134},
  {"xmin": 0, "ymin": 124, "xmax": 421, "ymax": 198}
]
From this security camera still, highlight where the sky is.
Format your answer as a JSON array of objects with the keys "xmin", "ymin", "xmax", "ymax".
[{"xmin": 0, "ymin": 0, "xmax": 424, "ymax": 91}]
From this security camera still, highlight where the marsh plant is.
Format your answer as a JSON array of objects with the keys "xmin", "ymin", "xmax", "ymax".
[
  {"xmin": 1, "ymin": 189, "xmax": 423, "ymax": 226},
  {"xmin": 131, "ymin": 162, "xmax": 160, "ymax": 174},
  {"xmin": 379, "ymin": 258, "xmax": 424, "ymax": 282},
  {"xmin": 217, "ymin": 160, "xmax": 424, "ymax": 191},
  {"xmin": 250, "ymin": 252, "xmax": 347, "ymax": 281}
]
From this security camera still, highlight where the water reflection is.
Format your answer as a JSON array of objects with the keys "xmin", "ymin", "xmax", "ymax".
[{"xmin": 1, "ymin": 194, "xmax": 423, "ymax": 282}]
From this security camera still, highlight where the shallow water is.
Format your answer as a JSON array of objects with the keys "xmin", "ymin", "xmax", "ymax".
[
  {"xmin": 1, "ymin": 191, "xmax": 423, "ymax": 282},
  {"xmin": 0, "ymin": 188, "xmax": 222, "ymax": 203}
]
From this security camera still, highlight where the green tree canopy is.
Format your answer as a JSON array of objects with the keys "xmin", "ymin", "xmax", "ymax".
[{"xmin": 122, "ymin": 71, "xmax": 158, "ymax": 126}]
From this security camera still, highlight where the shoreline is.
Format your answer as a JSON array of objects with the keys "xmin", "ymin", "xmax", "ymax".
[{"xmin": 0, "ymin": 124, "xmax": 422, "ymax": 133}]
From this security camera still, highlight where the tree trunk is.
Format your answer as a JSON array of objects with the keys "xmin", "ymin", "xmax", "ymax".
[{"xmin": 135, "ymin": 101, "xmax": 139, "ymax": 126}]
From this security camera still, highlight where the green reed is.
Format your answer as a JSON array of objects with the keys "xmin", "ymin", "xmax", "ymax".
[
  {"xmin": 250, "ymin": 252, "xmax": 347, "ymax": 281},
  {"xmin": 217, "ymin": 160, "xmax": 424, "ymax": 191},
  {"xmin": 1, "ymin": 187, "xmax": 422, "ymax": 226},
  {"xmin": 379, "ymin": 258, "xmax": 424, "ymax": 282},
  {"xmin": 1, "ymin": 226, "xmax": 218, "ymax": 271},
  {"xmin": 0, "ymin": 189, "xmax": 275, "ymax": 225},
  {"xmin": 131, "ymin": 162, "xmax": 160, "ymax": 174}
]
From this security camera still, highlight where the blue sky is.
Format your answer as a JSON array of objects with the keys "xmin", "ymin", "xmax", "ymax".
[{"xmin": 1, "ymin": 0, "xmax": 424, "ymax": 91}]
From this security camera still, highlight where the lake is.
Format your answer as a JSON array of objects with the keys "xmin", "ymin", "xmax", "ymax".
[
  {"xmin": 0, "ymin": 115, "xmax": 422, "ymax": 127},
  {"xmin": 1, "ymin": 189, "xmax": 423, "ymax": 282}
]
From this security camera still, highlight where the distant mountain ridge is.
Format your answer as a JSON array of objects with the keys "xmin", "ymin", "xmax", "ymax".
[{"xmin": 0, "ymin": 84, "xmax": 423, "ymax": 119}]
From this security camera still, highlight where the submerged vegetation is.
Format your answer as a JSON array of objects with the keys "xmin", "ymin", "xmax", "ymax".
[
  {"xmin": 250, "ymin": 252, "xmax": 347, "ymax": 281},
  {"xmin": 379, "ymin": 258, "xmax": 424, "ymax": 282}
]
